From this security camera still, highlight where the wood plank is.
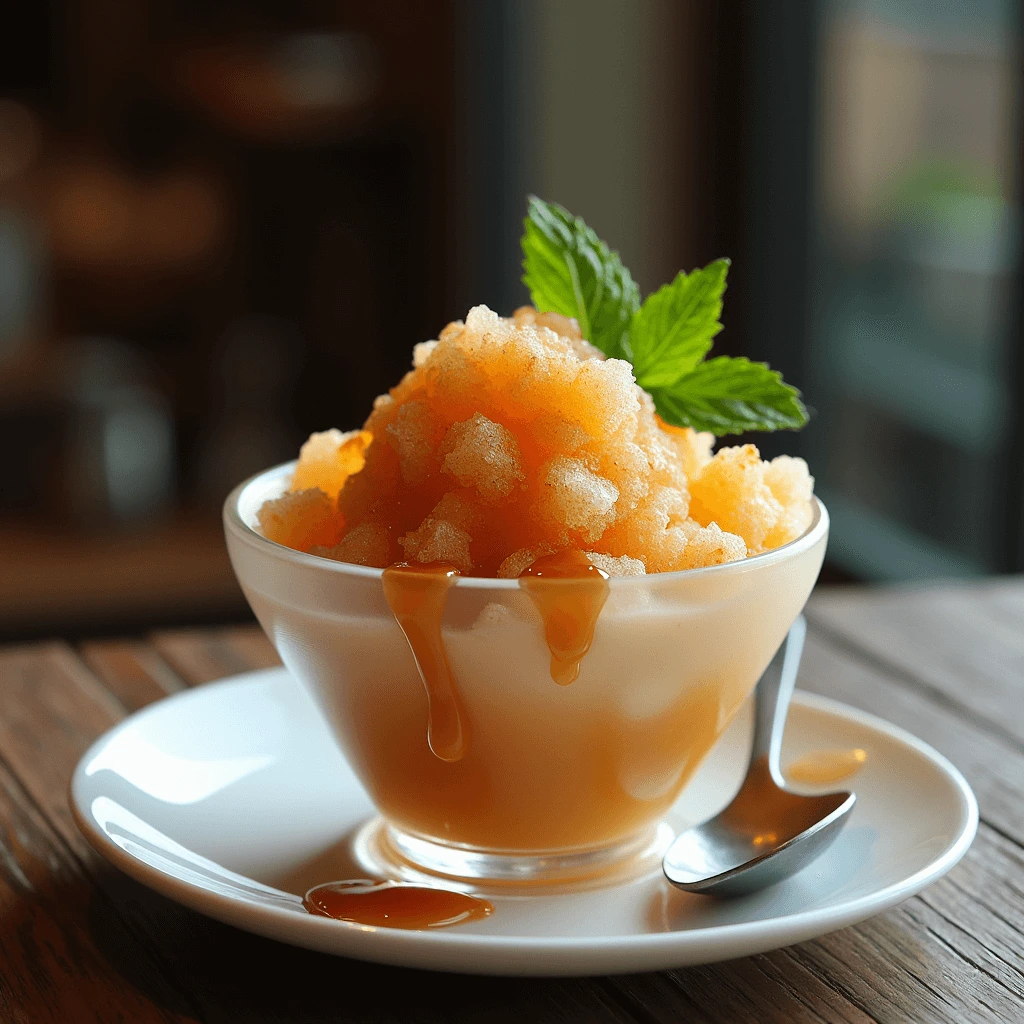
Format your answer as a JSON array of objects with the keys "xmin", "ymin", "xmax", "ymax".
[
  {"xmin": 788, "ymin": 826, "xmax": 1024, "ymax": 1024},
  {"xmin": 0, "ymin": 755, "xmax": 194, "ymax": 1023},
  {"xmin": 808, "ymin": 583, "xmax": 1024, "ymax": 746},
  {"xmin": 911, "ymin": 826, "xmax": 1024, "ymax": 1014},
  {"xmin": 609, "ymin": 830, "xmax": 1024, "ymax": 1024},
  {"xmin": 85, "ymin": 866, "xmax": 642, "ymax": 1024},
  {"xmin": 797, "ymin": 631, "xmax": 1024, "ymax": 846},
  {"xmin": 0, "ymin": 651, "xmax": 196, "ymax": 1019},
  {"xmin": 0, "ymin": 642, "xmax": 641, "ymax": 1023},
  {"xmin": 149, "ymin": 627, "xmax": 263, "ymax": 685},
  {"xmin": 0, "ymin": 644, "xmax": 128, "ymax": 855},
  {"xmin": 217, "ymin": 624, "xmax": 281, "ymax": 673},
  {"xmin": 79, "ymin": 640, "xmax": 185, "ymax": 712},
  {"xmin": 608, "ymin": 950, "xmax": 876, "ymax": 1023}
]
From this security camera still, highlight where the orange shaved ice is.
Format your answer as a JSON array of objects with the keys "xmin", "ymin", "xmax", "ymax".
[
  {"xmin": 584, "ymin": 551, "xmax": 647, "ymax": 577},
  {"xmin": 398, "ymin": 491, "xmax": 480, "ymax": 573},
  {"xmin": 256, "ymin": 304, "xmax": 815, "ymax": 573},
  {"xmin": 656, "ymin": 415, "xmax": 715, "ymax": 482},
  {"xmin": 600, "ymin": 484, "xmax": 692, "ymax": 573},
  {"xmin": 689, "ymin": 445, "xmax": 814, "ymax": 555},
  {"xmin": 291, "ymin": 428, "xmax": 372, "ymax": 499},
  {"xmin": 258, "ymin": 488, "xmax": 343, "ymax": 551},
  {"xmin": 312, "ymin": 521, "xmax": 393, "ymax": 567},
  {"xmin": 676, "ymin": 521, "xmax": 749, "ymax": 568},
  {"xmin": 441, "ymin": 413, "xmax": 525, "ymax": 502},
  {"xmin": 763, "ymin": 455, "xmax": 815, "ymax": 549}
]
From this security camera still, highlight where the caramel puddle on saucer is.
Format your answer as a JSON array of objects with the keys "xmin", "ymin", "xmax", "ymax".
[
  {"xmin": 382, "ymin": 562, "xmax": 467, "ymax": 761},
  {"xmin": 304, "ymin": 880, "xmax": 493, "ymax": 930},
  {"xmin": 786, "ymin": 747, "xmax": 867, "ymax": 785},
  {"xmin": 519, "ymin": 550, "xmax": 610, "ymax": 685}
]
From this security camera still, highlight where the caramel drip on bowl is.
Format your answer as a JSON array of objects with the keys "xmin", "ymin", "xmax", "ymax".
[
  {"xmin": 305, "ymin": 880, "xmax": 493, "ymax": 930},
  {"xmin": 519, "ymin": 550, "xmax": 610, "ymax": 685},
  {"xmin": 382, "ymin": 562, "xmax": 467, "ymax": 761}
]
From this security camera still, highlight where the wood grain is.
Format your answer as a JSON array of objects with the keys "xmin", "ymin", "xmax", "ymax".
[
  {"xmin": 808, "ymin": 582, "xmax": 1024, "ymax": 747},
  {"xmin": 0, "ymin": 754, "xmax": 193, "ymax": 1023},
  {"xmin": 784, "ymin": 826, "xmax": 1024, "ymax": 1024},
  {"xmin": 149, "ymin": 627, "xmax": 270, "ymax": 686},
  {"xmin": 0, "ymin": 645, "xmax": 198, "ymax": 1021},
  {"xmin": 80, "ymin": 640, "xmax": 184, "ymax": 712},
  {"xmin": 0, "ymin": 644, "xmax": 127, "ymax": 854},
  {"xmin": 608, "ymin": 950, "xmax": 877, "ymax": 1023},
  {"xmin": 797, "ymin": 631, "xmax": 1024, "ymax": 847}
]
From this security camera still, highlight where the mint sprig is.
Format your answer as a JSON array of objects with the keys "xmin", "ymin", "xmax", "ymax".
[
  {"xmin": 521, "ymin": 195, "xmax": 639, "ymax": 359},
  {"xmin": 650, "ymin": 357, "xmax": 808, "ymax": 434},
  {"xmin": 630, "ymin": 259, "xmax": 729, "ymax": 388},
  {"xmin": 521, "ymin": 197, "xmax": 807, "ymax": 435}
]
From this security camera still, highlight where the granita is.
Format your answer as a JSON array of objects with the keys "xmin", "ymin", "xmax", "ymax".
[{"xmin": 257, "ymin": 304, "xmax": 813, "ymax": 577}]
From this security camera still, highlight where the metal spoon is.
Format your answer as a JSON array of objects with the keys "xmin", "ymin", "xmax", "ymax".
[{"xmin": 663, "ymin": 616, "xmax": 855, "ymax": 896}]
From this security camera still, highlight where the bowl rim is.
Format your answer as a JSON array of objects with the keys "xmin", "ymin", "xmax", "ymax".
[{"xmin": 224, "ymin": 460, "xmax": 829, "ymax": 591}]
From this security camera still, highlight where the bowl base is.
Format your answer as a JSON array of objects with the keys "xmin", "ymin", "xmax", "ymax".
[{"xmin": 351, "ymin": 817, "xmax": 674, "ymax": 892}]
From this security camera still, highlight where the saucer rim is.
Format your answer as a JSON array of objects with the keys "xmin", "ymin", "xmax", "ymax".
[{"xmin": 70, "ymin": 669, "xmax": 979, "ymax": 976}]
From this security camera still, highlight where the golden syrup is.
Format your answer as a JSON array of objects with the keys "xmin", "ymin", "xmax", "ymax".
[
  {"xmin": 786, "ymin": 748, "xmax": 867, "ymax": 785},
  {"xmin": 382, "ymin": 562, "xmax": 467, "ymax": 761},
  {"xmin": 518, "ymin": 550, "xmax": 610, "ymax": 685},
  {"xmin": 304, "ymin": 880, "xmax": 493, "ymax": 930}
]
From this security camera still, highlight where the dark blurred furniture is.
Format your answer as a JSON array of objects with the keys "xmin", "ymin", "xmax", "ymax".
[
  {"xmin": 0, "ymin": 516, "xmax": 244, "ymax": 640},
  {"xmin": 1, "ymin": 582, "xmax": 1020, "ymax": 1021},
  {"xmin": 0, "ymin": 1, "xmax": 459, "ymax": 639}
]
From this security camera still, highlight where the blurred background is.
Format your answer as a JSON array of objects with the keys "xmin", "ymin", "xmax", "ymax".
[{"xmin": 0, "ymin": 0, "xmax": 1019, "ymax": 640}]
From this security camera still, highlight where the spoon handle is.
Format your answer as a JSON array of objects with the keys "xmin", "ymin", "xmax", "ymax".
[{"xmin": 750, "ymin": 615, "xmax": 807, "ymax": 783}]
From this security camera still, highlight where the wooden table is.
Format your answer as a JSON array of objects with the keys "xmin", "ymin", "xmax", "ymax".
[{"xmin": 1, "ymin": 580, "xmax": 1022, "ymax": 1023}]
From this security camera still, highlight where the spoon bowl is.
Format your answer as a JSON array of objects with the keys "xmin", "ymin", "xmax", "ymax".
[{"xmin": 663, "ymin": 617, "xmax": 856, "ymax": 896}]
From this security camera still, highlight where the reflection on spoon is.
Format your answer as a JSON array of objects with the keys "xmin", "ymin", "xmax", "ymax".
[{"xmin": 663, "ymin": 617, "xmax": 857, "ymax": 896}]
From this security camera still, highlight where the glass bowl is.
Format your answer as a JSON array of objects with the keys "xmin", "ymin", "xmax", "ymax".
[{"xmin": 225, "ymin": 462, "xmax": 828, "ymax": 885}]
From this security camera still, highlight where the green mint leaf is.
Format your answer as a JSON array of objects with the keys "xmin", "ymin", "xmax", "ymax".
[
  {"xmin": 629, "ymin": 259, "xmax": 729, "ymax": 388},
  {"xmin": 521, "ymin": 195, "xmax": 640, "ymax": 358},
  {"xmin": 650, "ymin": 356, "xmax": 809, "ymax": 435},
  {"xmin": 520, "ymin": 196, "xmax": 809, "ymax": 436}
]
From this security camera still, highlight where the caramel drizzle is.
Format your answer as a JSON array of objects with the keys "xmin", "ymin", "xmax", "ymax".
[
  {"xmin": 305, "ymin": 880, "xmax": 493, "ymax": 930},
  {"xmin": 518, "ymin": 550, "xmax": 610, "ymax": 686},
  {"xmin": 382, "ymin": 562, "xmax": 468, "ymax": 761},
  {"xmin": 786, "ymin": 747, "xmax": 867, "ymax": 786}
]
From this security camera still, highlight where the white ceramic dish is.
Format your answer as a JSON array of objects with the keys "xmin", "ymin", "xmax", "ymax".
[{"xmin": 71, "ymin": 667, "xmax": 977, "ymax": 977}]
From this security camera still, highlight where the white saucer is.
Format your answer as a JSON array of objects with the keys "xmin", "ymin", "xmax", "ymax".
[{"xmin": 71, "ymin": 668, "xmax": 977, "ymax": 977}]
